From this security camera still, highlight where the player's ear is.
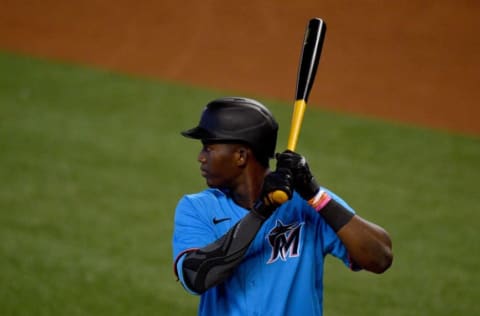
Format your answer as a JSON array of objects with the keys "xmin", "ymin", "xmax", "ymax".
[{"xmin": 236, "ymin": 145, "xmax": 249, "ymax": 167}]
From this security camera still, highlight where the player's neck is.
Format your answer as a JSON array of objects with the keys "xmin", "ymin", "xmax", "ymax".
[{"xmin": 230, "ymin": 166, "xmax": 269, "ymax": 210}]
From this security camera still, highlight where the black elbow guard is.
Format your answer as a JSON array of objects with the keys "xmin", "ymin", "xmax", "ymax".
[{"xmin": 181, "ymin": 212, "xmax": 264, "ymax": 293}]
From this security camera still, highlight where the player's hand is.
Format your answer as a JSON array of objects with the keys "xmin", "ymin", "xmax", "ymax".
[
  {"xmin": 253, "ymin": 168, "xmax": 293, "ymax": 219},
  {"xmin": 276, "ymin": 150, "xmax": 319, "ymax": 201}
]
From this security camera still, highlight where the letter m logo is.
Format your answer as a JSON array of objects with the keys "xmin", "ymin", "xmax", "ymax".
[{"xmin": 267, "ymin": 220, "xmax": 303, "ymax": 264}]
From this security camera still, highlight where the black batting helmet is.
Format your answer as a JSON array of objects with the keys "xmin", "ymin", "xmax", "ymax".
[{"xmin": 181, "ymin": 97, "xmax": 279, "ymax": 162}]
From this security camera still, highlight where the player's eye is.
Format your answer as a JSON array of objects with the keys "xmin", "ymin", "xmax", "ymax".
[{"xmin": 202, "ymin": 144, "xmax": 213, "ymax": 153}]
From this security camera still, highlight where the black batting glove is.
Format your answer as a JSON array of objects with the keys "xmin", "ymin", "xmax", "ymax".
[
  {"xmin": 252, "ymin": 168, "xmax": 293, "ymax": 219},
  {"xmin": 276, "ymin": 150, "xmax": 319, "ymax": 201}
]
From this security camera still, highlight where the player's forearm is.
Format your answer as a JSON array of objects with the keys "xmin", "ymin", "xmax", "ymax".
[
  {"xmin": 337, "ymin": 215, "xmax": 393, "ymax": 273},
  {"xmin": 181, "ymin": 211, "xmax": 265, "ymax": 294}
]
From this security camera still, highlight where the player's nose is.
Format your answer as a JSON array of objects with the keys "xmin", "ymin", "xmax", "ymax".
[{"xmin": 197, "ymin": 150, "xmax": 207, "ymax": 163}]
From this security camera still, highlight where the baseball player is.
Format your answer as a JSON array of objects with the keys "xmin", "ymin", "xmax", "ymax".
[{"xmin": 172, "ymin": 97, "xmax": 393, "ymax": 316}]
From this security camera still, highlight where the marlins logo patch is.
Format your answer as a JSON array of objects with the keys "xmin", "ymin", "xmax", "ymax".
[{"xmin": 266, "ymin": 220, "xmax": 304, "ymax": 264}]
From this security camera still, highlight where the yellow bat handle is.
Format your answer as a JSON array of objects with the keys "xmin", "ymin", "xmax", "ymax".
[
  {"xmin": 287, "ymin": 99, "xmax": 307, "ymax": 151},
  {"xmin": 270, "ymin": 99, "xmax": 307, "ymax": 204},
  {"xmin": 268, "ymin": 190, "xmax": 289, "ymax": 204}
]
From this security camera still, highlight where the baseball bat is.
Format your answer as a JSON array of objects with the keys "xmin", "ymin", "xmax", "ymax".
[{"xmin": 269, "ymin": 18, "xmax": 327, "ymax": 204}]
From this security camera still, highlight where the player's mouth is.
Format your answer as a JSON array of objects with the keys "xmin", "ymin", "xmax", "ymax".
[{"xmin": 200, "ymin": 167, "xmax": 208, "ymax": 177}]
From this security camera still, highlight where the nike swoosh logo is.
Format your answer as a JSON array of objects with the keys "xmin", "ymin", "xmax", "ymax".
[{"xmin": 213, "ymin": 217, "xmax": 231, "ymax": 225}]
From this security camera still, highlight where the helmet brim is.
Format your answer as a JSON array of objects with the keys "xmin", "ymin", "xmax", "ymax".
[
  {"xmin": 182, "ymin": 126, "xmax": 248, "ymax": 146},
  {"xmin": 181, "ymin": 126, "xmax": 212, "ymax": 140}
]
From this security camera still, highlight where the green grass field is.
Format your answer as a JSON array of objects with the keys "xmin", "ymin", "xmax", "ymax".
[{"xmin": 1, "ymin": 51, "xmax": 479, "ymax": 315}]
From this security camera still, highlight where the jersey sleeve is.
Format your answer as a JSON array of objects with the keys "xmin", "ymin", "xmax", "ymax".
[{"xmin": 172, "ymin": 194, "xmax": 217, "ymax": 284}]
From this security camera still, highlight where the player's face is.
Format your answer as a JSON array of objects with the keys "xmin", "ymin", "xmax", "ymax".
[{"xmin": 198, "ymin": 141, "xmax": 244, "ymax": 189}]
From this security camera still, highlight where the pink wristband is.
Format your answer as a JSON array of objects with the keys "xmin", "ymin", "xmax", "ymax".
[{"xmin": 308, "ymin": 189, "xmax": 332, "ymax": 212}]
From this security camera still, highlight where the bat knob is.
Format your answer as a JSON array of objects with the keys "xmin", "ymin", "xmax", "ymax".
[{"xmin": 268, "ymin": 190, "xmax": 289, "ymax": 204}]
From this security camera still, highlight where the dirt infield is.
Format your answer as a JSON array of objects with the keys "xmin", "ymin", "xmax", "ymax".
[{"xmin": 1, "ymin": 1, "xmax": 478, "ymax": 135}]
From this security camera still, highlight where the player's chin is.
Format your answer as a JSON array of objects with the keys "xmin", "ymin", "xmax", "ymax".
[
  {"xmin": 202, "ymin": 175, "xmax": 216, "ymax": 187},
  {"xmin": 205, "ymin": 179, "xmax": 220, "ymax": 188},
  {"xmin": 204, "ymin": 176, "xmax": 225, "ymax": 189}
]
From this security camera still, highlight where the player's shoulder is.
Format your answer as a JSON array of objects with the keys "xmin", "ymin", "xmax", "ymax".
[
  {"xmin": 182, "ymin": 188, "xmax": 225, "ymax": 201},
  {"xmin": 175, "ymin": 188, "xmax": 234, "ymax": 224},
  {"xmin": 178, "ymin": 188, "xmax": 227, "ymax": 209}
]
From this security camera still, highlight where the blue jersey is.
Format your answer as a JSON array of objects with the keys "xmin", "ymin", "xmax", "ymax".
[{"xmin": 172, "ymin": 188, "xmax": 358, "ymax": 316}]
